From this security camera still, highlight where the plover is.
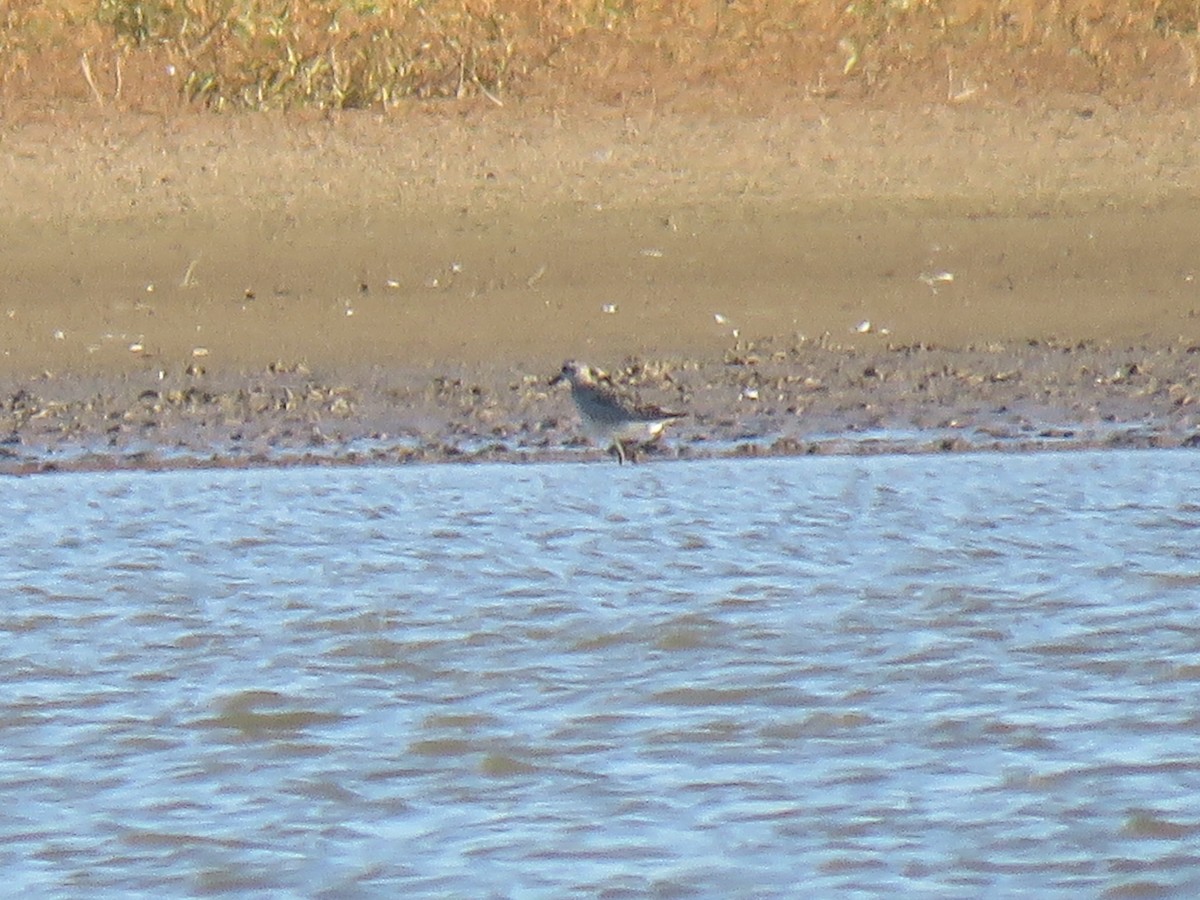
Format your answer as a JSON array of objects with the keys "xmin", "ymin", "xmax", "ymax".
[{"xmin": 550, "ymin": 360, "xmax": 684, "ymax": 463}]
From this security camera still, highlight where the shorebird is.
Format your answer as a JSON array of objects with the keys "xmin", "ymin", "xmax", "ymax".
[{"xmin": 550, "ymin": 360, "xmax": 684, "ymax": 464}]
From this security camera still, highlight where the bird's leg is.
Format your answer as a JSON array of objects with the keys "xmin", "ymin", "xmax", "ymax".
[{"xmin": 612, "ymin": 440, "xmax": 627, "ymax": 464}]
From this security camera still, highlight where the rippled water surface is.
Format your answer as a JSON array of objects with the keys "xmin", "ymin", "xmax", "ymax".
[{"xmin": 5, "ymin": 451, "xmax": 1200, "ymax": 897}]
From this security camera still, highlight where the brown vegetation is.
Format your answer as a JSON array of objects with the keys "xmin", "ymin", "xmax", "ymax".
[{"xmin": 3, "ymin": 1, "xmax": 1200, "ymax": 114}]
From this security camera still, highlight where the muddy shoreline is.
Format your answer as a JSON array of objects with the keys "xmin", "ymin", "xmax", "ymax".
[
  {"xmin": 6, "ymin": 100, "xmax": 1200, "ymax": 472},
  {"xmin": 1, "ymin": 333, "xmax": 1197, "ymax": 474}
]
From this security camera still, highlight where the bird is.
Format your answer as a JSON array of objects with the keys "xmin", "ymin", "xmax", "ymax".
[{"xmin": 550, "ymin": 360, "xmax": 684, "ymax": 463}]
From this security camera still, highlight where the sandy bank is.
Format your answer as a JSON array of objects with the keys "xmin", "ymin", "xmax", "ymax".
[{"xmin": 4, "ymin": 97, "xmax": 1200, "ymax": 467}]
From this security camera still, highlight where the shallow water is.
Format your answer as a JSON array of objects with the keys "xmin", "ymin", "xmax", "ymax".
[{"xmin": 3, "ymin": 450, "xmax": 1200, "ymax": 897}]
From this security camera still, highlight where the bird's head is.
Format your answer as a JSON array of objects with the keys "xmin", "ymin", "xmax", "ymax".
[{"xmin": 550, "ymin": 359, "xmax": 590, "ymax": 386}]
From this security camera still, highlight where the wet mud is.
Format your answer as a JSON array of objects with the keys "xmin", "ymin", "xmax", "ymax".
[{"xmin": 2, "ymin": 333, "xmax": 1197, "ymax": 474}]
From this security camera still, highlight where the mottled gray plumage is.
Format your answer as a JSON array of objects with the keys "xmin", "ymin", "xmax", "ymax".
[{"xmin": 550, "ymin": 360, "xmax": 684, "ymax": 463}]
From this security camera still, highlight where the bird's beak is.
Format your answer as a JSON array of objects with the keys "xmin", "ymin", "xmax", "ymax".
[{"xmin": 549, "ymin": 371, "xmax": 565, "ymax": 386}]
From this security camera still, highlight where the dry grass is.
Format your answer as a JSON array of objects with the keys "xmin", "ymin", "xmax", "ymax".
[{"xmin": 2, "ymin": 0, "xmax": 1199, "ymax": 111}]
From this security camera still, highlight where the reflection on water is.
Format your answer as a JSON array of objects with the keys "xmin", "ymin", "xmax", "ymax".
[{"xmin": 3, "ymin": 451, "xmax": 1200, "ymax": 895}]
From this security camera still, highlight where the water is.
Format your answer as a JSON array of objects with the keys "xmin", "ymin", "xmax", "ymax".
[{"xmin": 3, "ymin": 450, "xmax": 1200, "ymax": 897}]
